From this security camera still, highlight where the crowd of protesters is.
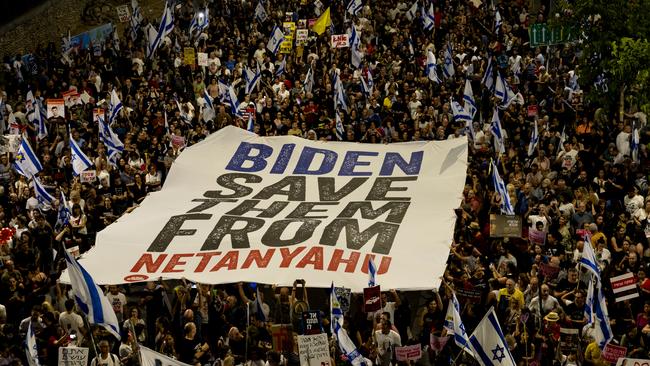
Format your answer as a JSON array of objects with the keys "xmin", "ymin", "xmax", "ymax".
[{"xmin": 0, "ymin": 0, "xmax": 649, "ymax": 365}]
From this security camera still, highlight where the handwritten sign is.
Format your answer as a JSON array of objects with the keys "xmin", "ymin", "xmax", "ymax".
[
  {"xmin": 617, "ymin": 358, "xmax": 650, "ymax": 366},
  {"xmin": 59, "ymin": 346, "xmax": 89, "ymax": 366},
  {"xmin": 302, "ymin": 311, "xmax": 322, "ymax": 335},
  {"xmin": 197, "ymin": 52, "xmax": 208, "ymax": 67},
  {"xmin": 298, "ymin": 333, "xmax": 331, "ymax": 366},
  {"xmin": 80, "ymin": 170, "xmax": 97, "ymax": 183},
  {"xmin": 331, "ymin": 34, "xmax": 350, "ymax": 48},
  {"xmin": 603, "ymin": 344, "xmax": 627, "ymax": 364},
  {"xmin": 116, "ymin": 5, "xmax": 131, "ymax": 22},
  {"xmin": 489, "ymin": 214, "xmax": 522, "ymax": 238},
  {"xmin": 395, "ymin": 345, "xmax": 422, "ymax": 362}
]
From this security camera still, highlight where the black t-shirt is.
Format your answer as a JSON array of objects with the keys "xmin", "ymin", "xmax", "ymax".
[
  {"xmin": 177, "ymin": 337, "xmax": 200, "ymax": 364},
  {"xmin": 564, "ymin": 301, "xmax": 585, "ymax": 328}
]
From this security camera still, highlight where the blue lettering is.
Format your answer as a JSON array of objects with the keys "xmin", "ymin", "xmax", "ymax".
[
  {"xmin": 270, "ymin": 143, "xmax": 295, "ymax": 174},
  {"xmin": 294, "ymin": 147, "xmax": 338, "ymax": 175},
  {"xmin": 226, "ymin": 142, "xmax": 273, "ymax": 172},
  {"xmin": 339, "ymin": 151, "xmax": 378, "ymax": 176},
  {"xmin": 380, "ymin": 151, "xmax": 424, "ymax": 175}
]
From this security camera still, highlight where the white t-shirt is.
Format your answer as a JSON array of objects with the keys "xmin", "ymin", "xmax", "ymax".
[
  {"xmin": 91, "ymin": 353, "xmax": 121, "ymax": 366},
  {"xmin": 374, "ymin": 329, "xmax": 401, "ymax": 365},
  {"xmin": 106, "ymin": 292, "xmax": 127, "ymax": 322},
  {"xmin": 59, "ymin": 311, "xmax": 84, "ymax": 336},
  {"xmin": 624, "ymin": 194, "xmax": 645, "ymax": 215}
]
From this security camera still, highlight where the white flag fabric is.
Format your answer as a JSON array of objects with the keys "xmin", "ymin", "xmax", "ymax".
[
  {"xmin": 255, "ymin": 2, "xmax": 268, "ymax": 23},
  {"xmin": 527, "ymin": 120, "xmax": 539, "ymax": 157},
  {"xmin": 463, "ymin": 80, "xmax": 477, "ymax": 119},
  {"xmin": 56, "ymin": 191, "xmax": 72, "ymax": 228},
  {"xmin": 25, "ymin": 321, "xmax": 40, "ymax": 366},
  {"xmin": 406, "ymin": 1, "xmax": 418, "ymax": 21},
  {"xmin": 14, "ymin": 138, "xmax": 42, "ymax": 177},
  {"xmin": 109, "ymin": 89, "xmax": 123, "ymax": 124},
  {"xmin": 148, "ymin": 2, "xmax": 174, "ymax": 58},
  {"xmin": 33, "ymin": 176, "xmax": 55, "ymax": 209},
  {"xmin": 63, "ymin": 249, "xmax": 121, "ymax": 340},
  {"xmin": 469, "ymin": 308, "xmax": 516, "ymax": 366},
  {"xmin": 426, "ymin": 51, "xmax": 441, "ymax": 83},
  {"xmin": 275, "ymin": 58, "xmax": 286, "ymax": 78},
  {"xmin": 244, "ymin": 64, "xmax": 262, "ymax": 95},
  {"xmin": 495, "ymin": 10, "xmax": 502, "ymax": 35},
  {"xmin": 422, "ymin": 4, "xmax": 435, "ymax": 31},
  {"xmin": 346, "ymin": 0, "xmax": 363, "ymax": 16},
  {"xmin": 335, "ymin": 111, "xmax": 345, "ymax": 141},
  {"xmin": 334, "ymin": 73, "xmax": 348, "ymax": 112},
  {"xmin": 70, "ymin": 135, "xmax": 93, "ymax": 175},
  {"xmin": 632, "ymin": 123, "xmax": 640, "ymax": 163},
  {"xmin": 443, "ymin": 43, "xmax": 455, "ymax": 78},
  {"xmin": 32, "ymin": 103, "xmax": 48, "ymax": 140},
  {"xmin": 267, "ymin": 26, "xmax": 285, "ymax": 55},
  {"xmin": 98, "ymin": 114, "xmax": 124, "ymax": 164},
  {"xmin": 579, "ymin": 235, "xmax": 600, "ymax": 276},
  {"xmin": 444, "ymin": 293, "xmax": 474, "ymax": 355},
  {"xmin": 367, "ymin": 256, "xmax": 376, "ymax": 287},
  {"xmin": 350, "ymin": 24, "xmax": 363, "ymax": 69},
  {"xmin": 130, "ymin": 0, "xmax": 143, "ymax": 39},
  {"xmin": 490, "ymin": 109, "xmax": 506, "ymax": 155},
  {"xmin": 491, "ymin": 161, "xmax": 514, "ymax": 215},
  {"xmin": 482, "ymin": 56, "xmax": 494, "ymax": 91},
  {"xmin": 140, "ymin": 345, "xmax": 192, "ymax": 366},
  {"xmin": 331, "ymin": 283, "xmax": 366, "ymax": 366}
]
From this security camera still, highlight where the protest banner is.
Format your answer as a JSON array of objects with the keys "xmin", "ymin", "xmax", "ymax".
[
  {"xmin": 302, "ymin": 310, "xmax": 322, "ymax": 335},
  {"xmin": 364, "ymin": 285, "xmax": 381, "ymax": 312},
  {"xmin": 298, "ymin": 333, "xmax": 330, "ymax": 366},
  {"xmin": 46, "ymin": 99, "xmax": 65, "ymax": 119},
  {"xmin": 456, "ymin": 287, "xmax": 482, "ymax": 303},
  {"xmin": 395, "ymin": 345, "xmax": 422, "ymax": 362},
  {"xmin": 62, "ymin": 126, "xmax": 468, "ymax": 291},
  {"xmin": 184, "ymin": 47, "xmax": 196, "ymax": 66},
  {"xmin": 140, "ymin": 346, "xmax": 191, "ymax": 366},
  {"xmin": 80, "ymin": 171, "xmax": 97, "ymax": 184},
  {"xmin": 58, "ymin": 346, "xmax": 89, "ymax": 366},
  {"xmin": 197, "ymin": 52, "xmax": 209, "ymax": 67},
  {"xmin": 611, "ymin": 272, "xmax": 639, "ymax": 302},
  {"xmin": 116, "ymin": 5, "xmax": 131, "ymax": 22},
  {"xmin": 489, "ymin": 214, "xmax": 522, "ymax": 238},
  {"xmin": 331, "ymin": 34, "xmax": 350, "ymax": 48},
  {"xmin": 280, "ymin": 22, "xmax": 296, "ymax": 54},
  {"xmin": 68, "ymin": 23, "xmax": 114, "ymax": 51},
  {"xmin": 297, "ymin": 19, "xmax": 307, "ymax": 29},
  {"xmin": 335, "ymin": 287, "xmax": 351, "ymax": 313},
  {"xmin": 617, "ymin": 358, "xmax": 650, "ymax": 366},
  {"xmin": 602, "ymin": 344, "xmax": 627, "ymax": 364},
  {"xmin": 271, "ymin": 324, "xmax": 293, "ymax": 352},
  {"xmin": 559, "ymin": 328, "xmax": 579, "ymax": 354}
]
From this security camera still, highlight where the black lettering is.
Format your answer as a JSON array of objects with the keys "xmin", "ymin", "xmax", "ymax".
[
  {"xmin": 187, "ymin": 198, "xmax": 237, "ymax": 213},
  {"xmin": 204, "ymin": 173, "xmax": 262, "ymax": 198},
  {"xmin": 320, "ymin": 219, "xmax": 399, "ymax": 254},
  {"xmin": 202, "ymin": 215, "xmax": 265, "ymax": 250},
  {"xmin": 253, "ymin": 176, "xmax": 306, "ymax": 201},
  {"xmin": 286, "ymin": 202, "xmax": 338, "ymax": 219},
  {"xmin": 337, "ymin": 201, "xmax": 411, "ymax": 223},
  {"xmin": 148, "ymin": 213, "xmax": 212, "ymax": 252},
  {"xmin": 365, "ymin": 177, "xmax": 417, "ymax": 201},
  {"xmin": 318, "ymin": 177, "xmax": 368, "ymax": 201},
  {"xmin": 261, "ymin": 219, "xmax": 321, "ymax": 247},
  {"xmin": 226, "ymin": 199, "xmax": 290, "ymax": 217}
]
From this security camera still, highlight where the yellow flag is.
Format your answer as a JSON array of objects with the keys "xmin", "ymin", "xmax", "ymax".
[{"xmin": 311, "ymin": 7, "xmax": 331, "ymax": 36}]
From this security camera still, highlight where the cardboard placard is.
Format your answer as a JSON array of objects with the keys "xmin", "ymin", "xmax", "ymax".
[
  {"xmin": 197, "ymin": 52, "xmax": 208, "ymax": 67},
  {"xmin": 62, "ymin": 90, "xmax": 82, "ymax": 108},
  {"xmin": 80, "ymin": 170, "xmax": 97, "ymax": 183},
  {"xmin": 331, "ymin": 34, "xmax": 350, "ymax": 48},
  {"xmin": 0, "ymin": 135, "xmax": 21, "ymax": 153},
  {"xmin": 527, "ymin": 105, "xmax": 538, "ymax": 117},
  {"xmin": 171, "ymin": 135, "xmax": 186, "ymax": 149},
  {"xmin": 539, "ymin": 263, "xmax": 560, "ymax": 279},
  {"xmin": 335, "ymin": 287, "xmax": 351, "ymax": 313},
  {"xmin": 183, "ymin": 47, "xmax": 196, "ymax": 66},
  {"xmin": 116, "ymin": 5, "xmax": 131, "ymax": 22},
  {"xmin": 271, "ymin": 324, "xmax": 293, "ymax": 353},
  {"xmin": 93, "ymin": 108, "xmax": 105, "ymax": 123},
  {"xmin": 528, "ymin": 228, "xmax": 547, "ymax": 245},
  {"xmin": 46, "ymin": 99, "xmax": 65, "ymax": 119},
  {"xmin": 602, "ymin": 344, "xmax": 627, "ymax": 364},
  {"xmin": 297, "ymin": 333, "xmax": 331, "ymax": 366},
  {"xmin": 58, "ymin": 346, "xmax": 89, "ymax": 366},
  {"xmin": 616, "ymin": 358, "xmax": 650, "ymax": 366},
  {"xmin": 489, "ymin": 214, "xmax": 522, "ymax": 238},
  {"xmin": 611, "ymin": 272, "xmax": 639, "ymax": 302},
  {"xmin": 456, "ymin": 287, "xmax": 482, "ymax": 303},
  {"xmin": 395, "ymin": 345, "xmax": 422, "ymax": 362},
  {"xmin": 296, "ymin": 29, "xmax": 309, "ymax": 46},
  {"xmin": 559, "ymin": 328, "xmax": 579, "ymax": 354},
  {"xmin": 302, "ymin": 311, "xmax": 322, "ymax": 335},
  {"xmin": 363, "ymin": 285, "xmax": 381, "ymax": 313}
]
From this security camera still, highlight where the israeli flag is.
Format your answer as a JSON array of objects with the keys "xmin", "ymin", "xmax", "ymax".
[
  {"xmin": 346, "ymin": 0, "xmax": 363, "ymax": 16},
  {"xmin": 244, "ymin": 64, "xmax": 262, "ymax": 95},
  {"xmin": 495, "ymin": 73, "xmax": 519, "ymax": 109},
  {"xmin": 335, "ymin": 111, "xmax": 345, "ymax": 141},
  {"xmin": 140, "ymin": 346, "xmax": 189, "ymax": 366},
  {"xmin": 331, "ymin": 283, "xmax": 367, "ymax": 366},
  {"xmin": 333, "ymin": 73, "xmax": 348, "ymax": 112},
  {"xmin": 109, "ymin": 89, "xmax": 123, "ymax": 124},
  {"xmin": 350, "ymin": 24, "xmax": 363, "ymax": 68},
  {"xmin": 482, "ymin": 56, "xmax": 494, "ymax": 91},
  {"xmin": 247, "ymin": 113, "xmax": 255, "ymax": 133},
  {"xmin": 147, "ymin": 1, "xmax": 174, "ymax": 58},
  {"xmin": 32, "ymin": 103, "xmax": 48, "ymax": 140},
  {"xmin": 98, "ymin": 115, "xmax": 124, "ymax": 163},
  {"xmin": 14, "ymin": 138, "xmax": 42, "ymax": 177},
  {"xmin": 25, "ymin": 90, "xmax": 36, "ymax": 113},
  {"xmin": 189, "ymin": 8, "xmax": 209, "ymax": 37},
  {"xmin": 408, "ymin": 36, "xmax": 415, "ymax": 57},
  {"xmin": 368, "ymin": 256, "xmax": 377, "ymax": 287},
  {"xmin": 130, "ymin": 0, "xmax": 143, "ymax": 40},
  {"xmin": 56, "ymin": 191, "xmax": 72, "ymax": 229},
  {"xmin": 70, "ymin": 134, "xmax": 93, "ymax": 175},
  {"xmin": 175, "ymin": 100, "xmax": 192, "ymax": 125},
  {"xmin": 495, "ymin": 10, "xmax": 502, "ymax": 35},
  {"xmin": 25, "ymin": 321, "xmax": 40, "ymax": 366},
  {"xmin": 580, "ymin": 234, "xmax": 600, "ymax": 277},
  {"xmin": 527, "ymin": 119, "xmax": 539, "ymax": 157},
  {"xmin": 267, "ymin": 26, "xmax": 285, "ymax": 55},
  {"xmin": 251, "ymin": 283, "xmax": 266, "ymax": 321},
  {"xmin": 591, "ymin": 278, "xmax": 613, "ymax": 349},
  {"xmin": 491, "ymin": 161, "xmax": 514, "ymax": 215},
  {"xmin": 406, "ymin": 1, "xmax": 418, "ymax": 21},
  {"xmin": 63, "ymin": 249, "xmax": 121, "ymax": 340},
  {"xmin": 227, "ymin": 85, "xmax": 243, "ymax": 118},
  {"xmin": 463, "ymin": 79, "xmax": 477, "ymax": 119},
  {"xmin": 304, "ymin": 67, "xmax": 314, "ymax": 94},
  {"xmin": 203, "ymin": 89, "xmax": 214, "ymax": 111},
  {"xmin": 360, "ymin": 72, "xmax": 370, "ymax": 98},
  {"xmin": 469, "ymin": 308, "xmax": 515, "ymax": 366},
  {"xmin": 275, "ymin": 58, "xmax": 286, "ymax": 78},
  {"xmin": 632, "ymin": 122, "xmax": 640, "ymax": 163},
  {"xmin": 584, "ymin": 279, "xmax": 594, "ymax": 324},
  {"xmin": 443, "ymin": 43, "xmax": 455, "ymax": 78},
  {"xmin": 444, "ymin": 293, "xmax": 474, "ymax": 355},
  {"xmin": 451, "ymin": 98, "xmax": 472, "ymax": 125},
  {"xmin": 255, "ymin": 1, "xmax": 268, "ymax": 23},
  {"xmin": 33, "ymin": 176, "xmax": 54, "ymax": 209},
  {"xmin": 558, "ymin": 124, "xmax": 567, "ymax": 148},
  {"xmin": 490, "ymin": 108, "xmax": 506, "ymax": 155},
  {"xmin": 422, "ymin": 4, "xmax": 435, "ymax": 31},
  {"xmin": 426, "ymin": 51, "xmax": 441, "ymax": 83}
]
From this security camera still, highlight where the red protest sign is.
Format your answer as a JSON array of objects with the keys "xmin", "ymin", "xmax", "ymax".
[
  {"xmin": 363, "ymin": 285, "xmax": 381, "ymax": 313},
  {"xmin": 602, "ymin": 343, "xmax": 627, "ymax": 364},
  {"xmin": 395, "ymin": 345, "xmax": 422, "ymax": 362}
]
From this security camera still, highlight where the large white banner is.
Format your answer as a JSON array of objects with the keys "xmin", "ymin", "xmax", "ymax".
[{"xmin": 70, "ymin": 126, "xmax": 467, "ymax": 291}]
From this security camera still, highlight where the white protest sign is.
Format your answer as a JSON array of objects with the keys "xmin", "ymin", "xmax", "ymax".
[
  {"xmin": 298, "ymin": 333, "xmax": 331, "ymax": 366},
  {"xmin": 62, "ymin": 126, "xmax": 467, "ymax": 291},
  {"xmin": 296, "ymin": 29, "xmax": 309, "ymax": 46},
  {"xmin": 331, "ymin": 34, "xmax": 350, "ymax": 48},
  {"xmin": 58, "ymin": 346, "xmax": 89, "ymax": 366},
  {"xmin": 395, "ymin": 344, "xmax": 422, "ymax": 362},
  {"xmin": 197, "ymin": 52, "xmax": 209, "ymax": 67},
  {"xmin": 617, "ymin": 358, "xmax": 650, "ymax": 366},
  {"xmin": 80, "ymin": 170, "xmax": 97, "ymax": 183},
  {"xmin": 116, "ymin": 5, "xmax": 131, "ymax": 22}
]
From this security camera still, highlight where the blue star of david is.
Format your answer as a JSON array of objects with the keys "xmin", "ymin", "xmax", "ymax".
[
  {"xmin": 445, "ymin": 58, "xmax": 452, "ymax": 65},
  {"xmin": 491, "ymin": 345, "xmax": 506, "ymax": 363},
  {"xmin": 37, "ymin": 195, "xmax": 46, "ymax": 205},
  {"xmin": 459, "ymin": 323, "xmax": 466, "ymax": 335}
]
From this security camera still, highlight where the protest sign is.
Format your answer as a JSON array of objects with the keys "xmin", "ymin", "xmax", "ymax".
[
  {"xmin": 456, "ymin": 287, "xmax": 482, "ymax": 303},
  {"xmin": 559, "ymin": 328, "xmax": 579, "ymax": 354},
  {"xmin": 364, "ymin": 285, "xmax": 381, "ymax": 312},
  {"xmin": 302, "ymin": 311, "xmax": 322, "ymax": 335},
  {"xmin": 116, "ymin": 5, "xmax": 131, "ymax": 22},
  {"xmin": 62, "ymin": 126, "xmax": 468, "ymax": 291},
  {"xmin": 197, "ymin": 52, "xmax": 209, "ymax": 67},
  {"xmin": 611, "ymin": 272, "xmax": 639, "ymax": 302},
  {"xmin": 527, "ymin": 105, "xmax": 538, "ymax": 118},
  {"xmin": 46, "ymin": 99, "xmax": 65, "ymax": 119},
  {"xmin": 93, "ymin": 108, "xmax": 105, "ymax": 123},
  {"xmin": 80, "ymin": 171, "xmax": 97, "ymax": 184},
  {"xmin": 617, "ymin": 358, "xmax": 650, "ymax": 366},
  {"xmin": 528, "ymin": 228, "xmax": 546, "ymax": 245},
  {"xmin": 331, "ymin": 34, "xmax": 350, "ymax": 48},
  {"xmin": 395, "ymin": 345, "xmax": 422, "ymax": 362},
  {"xmin": 539, "ymin": 263, "xmax": 560, "ymax": 279},
  {"xmin": 335, "ymin": 287, "xmax": 351, "ymax": 313},
  {"xmin": 489, "ymin": 214, "xmax": 522, "ymax": 238},
  {"xmin": 58, "ymin": 346, "xmax": 89, "ymax": 366},
  {"xmin": 298, "ymin": 333, "xmax": 330, "ymax": 366},
  {"xmin": 184, "ymin": 48, "xmax": 196, "ymax": 66},
  {"xmin": 62, "ymin": 90, "xmax": 82, "ymax": 108},
  {"xmin": 296, "ymin": 29, "xmax": 309, "ymax": 46},
  {"xmin": 271, "ymin": 324, "xmax": 293, "ymax": 352},
  {"xmin": 0, "ymin": 135, "xmax": 21, "ymax": 153},
  {"xmin": 602, "ymin": 344, "xmax": 627, "ymax": 364}
]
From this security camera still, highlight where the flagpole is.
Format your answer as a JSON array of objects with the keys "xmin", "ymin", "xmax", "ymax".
[{"xmin": 81, "ymin": 311, "xmax": 101, "ymax": 360}]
